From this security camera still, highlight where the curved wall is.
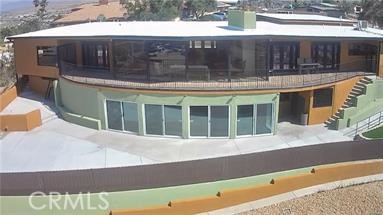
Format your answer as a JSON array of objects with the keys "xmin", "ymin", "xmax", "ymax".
[{"xmin": 55, "ymin": 78, "xmax": 279, "ymax": 138}]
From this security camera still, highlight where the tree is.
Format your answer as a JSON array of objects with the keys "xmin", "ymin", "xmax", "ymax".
[
  {"xmin": 120, "ymin": 0, "xmax": 180, "ymax": 21},
  {"xmin": 33, "ymin": 0, "xmax": 48, "ymax": 19},
  {"xmin": 184, "ymin": 0, "xmax": 217, "ymax": 20},
  {"xmin": 0, "ymin": 47, "xmax": 16, "ymax": 87},
  {"xmin": 359, "ymin": 0, "xmax": 383, "ymax": 27}
]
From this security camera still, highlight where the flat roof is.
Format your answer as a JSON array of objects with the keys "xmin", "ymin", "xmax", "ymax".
[
  {"xmin": 9, "ymin": 20, "xmax": 383, "ymax": 40},
  {"xmin": 257, "ymin": 13, "xmax": 351, "ymax": 22}
]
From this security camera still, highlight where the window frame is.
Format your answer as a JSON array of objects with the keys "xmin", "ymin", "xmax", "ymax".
[
  {"xmin": 36, "ymin": 46, "xmax": 58, "ymax": 67},
  {"xmin": 312, "ymin": 88, "xmax": 333, "ymax": 108},
  {"xmin": 105, "ymin": 99, "xmax": 139, "ymax": 134},
  {"xmin": 189, "ymin": 105, "xmax": 230, "ymax": 138},
  {"xmin": 236, "ymin": 103, "xmax": 275, "ymax": 137}
]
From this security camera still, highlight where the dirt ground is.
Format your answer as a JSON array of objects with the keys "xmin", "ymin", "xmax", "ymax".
[{"xmin": 239, "ymin": 181, "xmax": 383, "ymax": 215}]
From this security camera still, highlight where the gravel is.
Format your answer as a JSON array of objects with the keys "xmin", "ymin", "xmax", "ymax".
[{"xmin": 238, "ymin": 181, "xmax": 383, "ymax": 215}]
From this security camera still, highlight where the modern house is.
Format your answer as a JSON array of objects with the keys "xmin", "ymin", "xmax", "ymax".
[{"xmin": 9, "ymin": 11, "xmax": 383, "ymax": 139}]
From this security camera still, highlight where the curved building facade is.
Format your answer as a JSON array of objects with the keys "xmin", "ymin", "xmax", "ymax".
[{"xmin": 10, "ymin": 12, "xmax": 383, "ymax": 139}]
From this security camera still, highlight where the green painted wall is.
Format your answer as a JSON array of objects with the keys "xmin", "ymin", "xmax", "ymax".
[
  {"xmin": 56, "ymin": 78, "xmax": 279, "ymax": 138},
  {"xmin": 228, "ymin": 10, "xmax": 256, "ymax": 29},
  {"xmin": 0, "ymin": 167, "xmax": 311, "ymax": 215},
  {"xmin": 337, "ymin": 79, "xmax": 383, "ymax": 129}
]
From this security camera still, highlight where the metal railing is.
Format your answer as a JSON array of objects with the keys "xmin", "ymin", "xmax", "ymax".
[
  {"xmin": 59, "ymin": 59, "xmax": 376, "ymax": 90},
  {"xmin": 344, "ymin": 110, "xmax": 383, "ymax": 138}
]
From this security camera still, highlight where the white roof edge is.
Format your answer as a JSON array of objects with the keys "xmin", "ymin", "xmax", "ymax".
[{"xmin": 8, "ymin": 21, "xmax": 383, "ymax": 40}]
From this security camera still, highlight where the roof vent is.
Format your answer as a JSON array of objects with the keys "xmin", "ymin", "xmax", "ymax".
[
  {"xmin": 228, "ymin": 10, "xmax": 256, "ymax": 30},
  {"xmin": 357, "ymin": 20, "xmax": 368, "ymax": 30}
]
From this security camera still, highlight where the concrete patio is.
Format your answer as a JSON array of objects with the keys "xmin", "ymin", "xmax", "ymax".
[{"xmin": 0, "ymin": 90, "xmax": 352, "ymax": 173}]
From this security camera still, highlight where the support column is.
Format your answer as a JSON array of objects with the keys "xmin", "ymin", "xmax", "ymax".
[{"xmin": 379, "ymin": 42, "xmax": 383, "ymax": 78}]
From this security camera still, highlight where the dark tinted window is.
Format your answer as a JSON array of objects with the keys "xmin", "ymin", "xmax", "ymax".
[
  {"xmin": 37, "ymin": 46, "xmax": 57, "ymax": 67},
  {"xmin": 313, "ymin": 88, "xmax": 333, "ymax": 108}
]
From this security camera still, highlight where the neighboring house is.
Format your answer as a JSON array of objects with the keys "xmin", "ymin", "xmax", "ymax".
[
  {"xmin": 54, "ymin": 0, "xmax": 125, "ymax": 26},
  {"xmin": 9, "ymin": 11, "xmax": 383, "ymax": 139},
  {"xmin": 308, "ymin": 4, "xmax": 345, "ymax": 18}
]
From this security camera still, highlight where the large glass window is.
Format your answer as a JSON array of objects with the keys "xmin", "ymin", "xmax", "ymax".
[
  {"xmin": 122, "ymin": 102, "xmax": 139, "ymax": 133},
  {"xmin": 106, "ymin": 100, "xmax": 123, "ymax": 130},
  {"xmin": 58, "ymin": 44, "xmax": 76, "ymax": 65},
  {"xmin": 311, "ymin": 42, "xmax": 340, "ymax": 69},
  {"xmin": 114, "ymin": 41, "xmax": 147, "ymax": 80},
  {"xmin": 237, "ymin": 103, "xmax": 274, "ymax": 136},
  {"xmin": 270, "ymin": 42, "xmax": 299, "ymax": 71},
  {"xmin": 82, "ymin": 42, "xmax": 109, "ymax": 68},
  {"xmin": 37, "ymin": 46, "xmax": 57, "ymax": 67},
  {"xmin": 148, "ymin": 41, "xmax": 187, "ymax": 81}
]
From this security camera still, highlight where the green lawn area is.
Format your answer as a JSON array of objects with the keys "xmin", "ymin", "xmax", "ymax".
[{"xmin": 363, "ymin": 126, "xmax": 383, "ymax": 139}]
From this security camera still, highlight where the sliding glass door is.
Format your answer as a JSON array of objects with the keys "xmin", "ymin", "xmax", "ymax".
[
  {"xmin": 106, "ymin": 100, "xmax": 123, "ymax": 130},
  {"xmin": 237, "ymin": 103, "xmax": 274, "ymax": 136},
  {"xmin": 122, "ymin": 102, "xmax": 139, "ymax": 133},
  {"xmin": 210, "ymin": 106, "xmax": 229, "ymax": 137},
  {"xmin": 237, "ymin": 105, "xmax": 254, "ymax": 136},
  {"xmin": 164, "ymin": 105, "xmax": 182, "ymax": 136},
  {"xmin": 256, "ymin": 103, "xmax": 273, "ymax": 135},
  {"xmin": 311, "ymin": 42, "xmax": 340, "ymax": 69},
  {"xmin": 189, "ymin": 106, "xmax": 229, "ymax": 137},
  {"xmin": 270, "ymin": 42, "xmax": 299, "ymax": 71},
  {"xmin": 190, "ymin": 106, "xmax": 209, "ymax": 137},
  {"xmin": 106, "ymin": 100, "xmax": 138, "ymax": 133},
  {"xmin": 145, "ymin": 104, "xmax": 183, "ymax": 136},
  {"xmin": 145, "ymin": 104, "xmax": 163, "ymax": 135}
]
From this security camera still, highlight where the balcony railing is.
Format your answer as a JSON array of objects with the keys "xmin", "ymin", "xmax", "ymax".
[{"xmin": 59, "ymin": 60, "xmax": 376, "ymax": 90}]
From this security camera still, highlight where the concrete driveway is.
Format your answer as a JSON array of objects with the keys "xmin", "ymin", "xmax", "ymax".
[{"xmin": 0, "ymin": 90, "xmax": 352, "ymax": 173}]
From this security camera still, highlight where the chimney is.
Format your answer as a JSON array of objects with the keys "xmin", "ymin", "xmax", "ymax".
[
  {"xmin": 228, "ymin": 10, "xmax": 256, "ymax": 30},
  {"xmin": 99, "ymin": 0, "xmax": 108, "ymax": 5}
]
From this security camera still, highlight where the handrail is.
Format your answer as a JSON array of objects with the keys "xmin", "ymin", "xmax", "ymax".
[
  {"xmin": 344, "ymin": 111, "xmax": 383, "ymax": 137},
  {"xmin": 59, "ymin": 59, "xmax": 376, "ymax": 90}
]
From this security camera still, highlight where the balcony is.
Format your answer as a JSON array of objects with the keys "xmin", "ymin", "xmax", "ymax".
[{"xmin": 60, "ymin": 60, "xmax": 376, "ymax": 91}]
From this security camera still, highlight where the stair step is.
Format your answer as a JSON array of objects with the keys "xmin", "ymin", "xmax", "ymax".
[
  {"xmin": 350, "ymin": 91, "xmax": 362, "ymax": 96},
  {"xmin": 352, "ymin": 88, "xmax": 363, "ymax": 93},
  {"xmin": 354, "ymin": 85, "xmax": 365, "ymax": 91},
  {"xmin": 359, "ymin": 79, "xmax": 372, "ymax": 84},
  {"xmin": 363, "ymin": 76, "xmax": 373, "ymax": 81}
]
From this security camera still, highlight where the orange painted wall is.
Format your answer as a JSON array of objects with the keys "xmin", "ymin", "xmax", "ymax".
[
  {"xmin": 332, "ymin": 77, "xmax": 361, "ymax": 113},
  {"xmin": 0, "ymin": 86, "xmax": 17, "ymax": 111},
  {"xmin": 307, "ymin": 77, "xmax": 361, "ymax": 125},
  {"xmin": 0, "ymin": 109, "xmax": 42, "ymax": 131},
  {"xmin": 14, "ymin": 38, "xmax": 59, "ymax": 79},
  {"xmin": 110, "ymin": 160, "xmax": 383, "ymax": 215}
]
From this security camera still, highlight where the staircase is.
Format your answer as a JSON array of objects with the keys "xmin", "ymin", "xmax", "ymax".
[{"xmin": 325, "ymin": 76, "xmax": 373, "ymax": 129}]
